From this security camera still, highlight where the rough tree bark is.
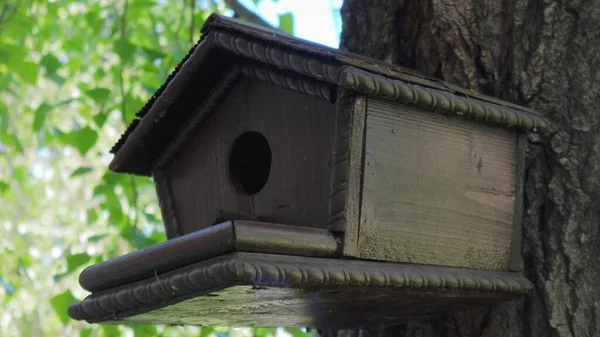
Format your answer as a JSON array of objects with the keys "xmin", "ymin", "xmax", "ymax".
[{"xmin": 322, "ymin": 0, "xmax": 600, "ymax": 336}]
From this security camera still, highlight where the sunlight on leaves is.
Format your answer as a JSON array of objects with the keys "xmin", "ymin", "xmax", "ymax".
[
  {"xmin": 278, "ymin": 12, "xmax": 294, "ymax": 34},
  {"xmin": 50, "ymin": 290, "xmax": 78, "ymax": 325}
]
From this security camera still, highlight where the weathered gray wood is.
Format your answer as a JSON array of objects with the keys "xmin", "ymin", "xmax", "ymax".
[
  {"xmin": 78, "ymin": 221, "xmax": 340, "ymax": 292},
  {"xmin": 69, "ymin": 252, "xmax": 531, "ymax": 327},
  {"xmin": 234, "ymin": 220, "xmax": 340, "ymax": 257},
  {"xmin": 328, "ymin": 91, "xmax": 367, "ymax": 259},
  {"xmin": 78, "ymin": 222, "xmax": 235, "ymax": 292},
  {"xmin": 356, "ymin": 98, "xmax": 517, "ymax": 271},
  {"xmin": 338, "ymin": 94, "xmax": 366, "ymax": 257},
  {"xmin": 153, "ymin": 170, "xmax": 180, "ymax": 239},
  {"xmin": 166, "ymin": 78, "xmax": 336, "ymax": 235}
]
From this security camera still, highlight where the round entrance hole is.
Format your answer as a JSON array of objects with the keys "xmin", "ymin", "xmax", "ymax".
[{"xmin": 229, "ymin": 131, "xmax": 272, "ymax": 195}]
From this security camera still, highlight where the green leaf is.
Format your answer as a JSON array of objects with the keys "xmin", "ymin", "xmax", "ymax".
[
  {"xmin": 148, "ymin": 231, "xmax": 166, "ymax": 246},
  {"xmin": 52, "ymin": 272, "xmax": 69, "ymax": 283},
  {"xmin": 80, "ymin": 328, "xmax": 92, "ymax": 337},
  {"xmin": 86, "ymin": 209, "xmax": 99, "ymax": 223},
  {"xmin": 278, "ymin": 12, "xmax": 294, "ymax": 35},
  {"xmin": 285, "ymin": 328, "xmax": 309, "ymax": 337},
  {"xmin": 13, "ymin": 166, "xmax": 27, "ymax": 183},
  {"xmin": 70, "ymin": 167, "xmax": 93, "ymax": 177},
  {"xmin": 66, "ymin": 252, "xmax": 91, "ymax": 272},
  {"xmin": 101, "ymin": 325, "xmax": 121, "ymax": 337},
  {"xmin": 50, "ymin": 290, "xmax": 77, "ymax": 325},
  {"xmin": 41, "ymin": 54, "xmax": 62, "ymax": 75},
  {"xmin": 48, "ymin": 73, "xmax": 66, "ymax": 86},
  {"xmin": 87, "ymin": 233, "xmax": 108, "ymax": 243},
  {"xmin": 129, "ymin": 0, "xmax": 157, "ymax": 11},
  {"xmin": 141, "ymin": 47, "xmax": 166, "ymax": 60},
  {"xmin": 200, "ymin": 327, "xmax": 215, "ymax": 337},
  {"xmin": 120, "ymin": 227, "xmax": 156, "ymax": 250},
  {"xmin": 253, "ymin": 328, "xmax": 276, "ymax": 337},
  {"xmin": 0, "ymin": 45, "xmax": 26, "ymax": 66},
  {"xmin": 114, "ymin": 38, "xmax": 136, "ymax": 64},
  {"xmin": 131, "ymin": 325, "xmax": 158, "ymax": 337},
  {"xmin": 93, "ymin": 110, "xmax": 109, "ymax": 127},
  {"xmin": 0, "ymin": 133, "xmax": 24, "ymax": 153},
  {"xmin": 16, "ymin": 61, "xmax": 39, "ymax": 84},
  {"xmin": 143, "ymin": 211, "xmax": 161, "ymax": 224},
  {"xmin": 85, "ymin": 88, "xmax": 111, "ymax": 103},
  {"xmin": 0, "ymin": 101, "xmax": 8, "ymax": 133},
  {"xmin": 62, "ymin": 126, "xmax": 98, "ymax": 155},
  {"xmin": 0, "ymin": 181, "xmax": 9, "ymax": 194},
  {"xmin": 33, "ymin": 103, "xmax": 53, "ymax": 132},
  {"xmin": 33, "ymin": 99, "xmax": 78, "ymax": 132},
  {"xmin": 19, "ymin": 254, "xmax": 33, "ymax": 267}
]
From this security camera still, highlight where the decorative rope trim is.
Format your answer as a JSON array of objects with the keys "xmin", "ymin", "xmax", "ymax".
[
  {"xmin": 328, "ymin": 92, "xmax": 356, "ymax": 230},
  {"xmin": 110, "ymin": 17, "xmax": 552, "ymax": 168},
  {"xmin": 69, "ymin": 253, "xmax": 531, "ymax": 322},
  {"xmin": 209, "ymin": 29, "xmax": 551, "ymax": 133},
  {"xmin": 338, "ymin": 67, "xmax": 551, "ymax": 133},
  {"xmin": 238, "ymin": 64, "xmax": 334, "ymax": 102},
  {"xmin": 211, "ymin": 30, "xmax": 341, "ymax": 85}
]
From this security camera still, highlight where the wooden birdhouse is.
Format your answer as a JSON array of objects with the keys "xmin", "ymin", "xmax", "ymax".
[{"xmin": 68, "ymin": 14, "xmax": 551, "ymax": 328}]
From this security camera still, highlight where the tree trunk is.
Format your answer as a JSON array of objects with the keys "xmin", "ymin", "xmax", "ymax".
[{"xmin": 324, "ymin": 0, "xmax": 600, "ymax": 336}]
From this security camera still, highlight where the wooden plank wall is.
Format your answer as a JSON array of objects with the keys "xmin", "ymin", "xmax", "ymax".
[
  {"xmin": 356, "ymin": 98, "xmax": 517, "ymax": 271},
  {"xmin": 165, "ymin": 79, "xmax": 336, "ymax": 235}
]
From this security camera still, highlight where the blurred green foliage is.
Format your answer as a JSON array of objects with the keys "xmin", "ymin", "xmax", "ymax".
[{"xmin": 0, "ymin": 0, "xmax": 306, "ymax": 336}]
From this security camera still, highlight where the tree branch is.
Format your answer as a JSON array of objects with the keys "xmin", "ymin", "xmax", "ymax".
[{"xmin": 223, "ymin": 0, "xmax": 273, "ymax": 28}]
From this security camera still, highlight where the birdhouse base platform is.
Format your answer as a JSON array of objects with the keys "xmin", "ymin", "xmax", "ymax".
[{"xmin": 69, "ymin": 222, "xmax": 531, "ymax": 328}]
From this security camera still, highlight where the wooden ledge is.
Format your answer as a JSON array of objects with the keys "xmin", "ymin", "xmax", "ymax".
[
  {"xmin": 69, "ymin": 252, "xmax": 531, "ymax": 328},
  {"xmin": 79, "ymin": 221, "xmax": 340, "ymax": 292}
]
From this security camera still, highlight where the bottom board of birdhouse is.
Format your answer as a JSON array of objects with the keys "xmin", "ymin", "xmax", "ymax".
[{"xmin": 69, "ymin": 252, "xmax": 530, "ymax": 328}]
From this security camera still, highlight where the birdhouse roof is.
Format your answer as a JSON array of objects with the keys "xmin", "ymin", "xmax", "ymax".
[{"xmin": 110, "ymin": 13, "xmax": 550, "ymax": 176}]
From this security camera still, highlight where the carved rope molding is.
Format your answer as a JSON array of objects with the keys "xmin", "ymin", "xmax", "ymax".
[
  {"xmin": 338, "ymin": 67, "xmax": 551, "ymax": 133},
  {"xmin": 69, "ymin": 253, "xmax": 532, "ymax": 322},
  {"xmin": 211, "ymin": 30, "xmax": 341, "ymax": 85},
  {"xmin": 238, "ymin": 64, "xmax": 334, "ymax": 102},
  {"xmin": 328, "ymin": 92, "xmax": 355, "ymax": 230},
  {"xmin": 209, "ymin": 29, "xmax": 551, "ymax": 133}
]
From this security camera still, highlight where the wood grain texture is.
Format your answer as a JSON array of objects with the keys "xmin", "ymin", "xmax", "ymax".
[
  {"xmin": 327, "ymin": 92, "xmax": 366, "ymax": 258},
  {"xmin": 152, "ymin": 68, "xmax": 242, "ymax": 172},
  {"xmin": 357, "ymin": 98, "xmax": 517, "ymax": 271},
  {"xmin": 234, "ymin": 221, "xmax": 340, "ymax": 257},
  {"xmin": 69, "ymin": 252, "xmax": 531, "ymax": 327},
  {"xmin": 166, "ymin": 78, "xmax": 336, "ymax": 235},
  {"xmin": 78, "ymin": 221, "xmax": 339, "ymax": 293},
  {"xmin": 78, "ymin": 222, "xmax": 235, "ymax": 292},
  {"xmin": 338, "ymin": 67, "xmax": 550, "ymax": 133},
  {"xmin": 153, "ymin": 170, "xmax": 180, "ymax": 239}
]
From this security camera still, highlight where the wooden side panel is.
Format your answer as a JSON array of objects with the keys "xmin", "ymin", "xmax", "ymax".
[
  {"xmin": 357, "ymin": 98, "xmax": 517, "ymax": 271},
  {"xmin": 166, "ymin": 78, "xmax": 336, "ymax": 235},
  {"xmin": 328, "ymin": 92, "xmax": 367, "ymax": 258},
  {"xmin": 153, "ymin": 170, "xmax": 180, "ymax": 239}
]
